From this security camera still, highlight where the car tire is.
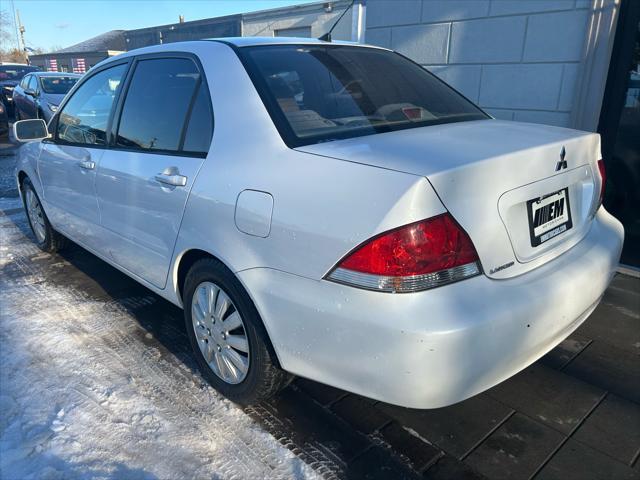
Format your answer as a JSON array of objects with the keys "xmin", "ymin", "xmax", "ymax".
[
  {"xmin": 21, "ymin": 177, "xmax": 66, "ymax": 252},
  {"xmin": 184, "ymin": 258, "xmax": 292, "ymax": 405}
]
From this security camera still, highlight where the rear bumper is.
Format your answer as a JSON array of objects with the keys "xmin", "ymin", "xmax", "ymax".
[{"xmin": 238, "ymin": 208, "xmax": 624, "ymax": 408}]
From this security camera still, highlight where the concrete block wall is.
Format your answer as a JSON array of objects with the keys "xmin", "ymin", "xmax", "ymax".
[
  {"xmin": 242, "ymin": 1, "xmax": 353, "ymax": 41},
  {"xmin": 365, "ymin": 0, "xmax": 594, "ymax": 128}
]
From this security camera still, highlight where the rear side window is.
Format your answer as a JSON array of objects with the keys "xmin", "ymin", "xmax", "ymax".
[
  {"xmin": 182, "ymin": 81, "xmax": 213, "ymax": 154},
  {"xmin": 57, "ymin": 63, "xmax": 127, "ymax": 146},
  {"xmin": 116, "ymin": 58, "xmax": 206, "ymax": 153}
]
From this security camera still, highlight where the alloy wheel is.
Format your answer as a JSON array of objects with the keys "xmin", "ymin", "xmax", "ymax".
[
  {"xmin": 191, "ymin": 281, "xmax": 250, "ymax": 384},
  {"xmin": 25, "ymin": 189, "xmax": 46, "ymax": 243}
]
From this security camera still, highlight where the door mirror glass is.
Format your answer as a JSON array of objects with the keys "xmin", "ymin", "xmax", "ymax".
[{"xmin": 13, "ymin": 119, "xmax": 49, "ymax": 142}]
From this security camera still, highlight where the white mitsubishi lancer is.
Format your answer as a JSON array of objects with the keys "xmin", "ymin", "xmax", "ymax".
[{"xmin": 13, "ymin": 38, "xmax": 624, "ymax": 408}]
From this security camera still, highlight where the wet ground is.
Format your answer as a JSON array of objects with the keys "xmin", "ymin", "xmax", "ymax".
[{"xmin": 1, "ymin": 139, "xmax": 638, "ymax": 479}]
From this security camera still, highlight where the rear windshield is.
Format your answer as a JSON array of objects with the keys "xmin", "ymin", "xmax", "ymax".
[
  {"xmin": 40, "ymin": 76, "xmax": 79, "ymax": 94},
  {"xmin": 239, "ymin": 45, "xmax": 488, "ymax": 147},
  {"xmin": 0, "ymin": 65, "xmax": 39, "ymax": 81}
]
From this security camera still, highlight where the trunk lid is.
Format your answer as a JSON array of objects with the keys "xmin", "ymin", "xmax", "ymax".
[{"xmin": 297, "ymin": 120, "xmax": 602, "ymax": 279}]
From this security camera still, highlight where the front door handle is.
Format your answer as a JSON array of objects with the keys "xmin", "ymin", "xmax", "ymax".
[
  {"xmin": 155, "ymin": 167, "xmax": 187, "ymax": 187},
  {"xmin": 78, "ymin": 159, "xmax": 95, "ymax": 170}
]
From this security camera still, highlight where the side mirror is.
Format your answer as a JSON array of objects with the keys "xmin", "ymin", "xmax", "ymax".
[
  {"xmin": 13, "ymin": 119, "xmax": 49, "ymax": 142},
  {"xmin": 25, "ymin": 89, "xmax": 36, "ymax": 97}
]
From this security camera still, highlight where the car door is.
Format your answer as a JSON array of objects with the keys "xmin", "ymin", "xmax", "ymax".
[
  {"xmin": 12, "ymin": 75, "xmax": 29, "ymax": 117},
  {"xmin": 20, "ymin": 75, "xmax": 39, "ymax": 119},
  {"xmin": 38, "ymin": 62, "xmax": 129, "ymax": 248},
  {"xmin": 27, "ymin": 76, "xmax": 41, "ymax": 118},
  {"xmin": 95, "ymin": 54, "xmax": 213, "ymax": 289}
]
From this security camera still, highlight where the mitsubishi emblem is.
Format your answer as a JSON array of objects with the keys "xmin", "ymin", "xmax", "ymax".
[{"xmin": 556, "ymin": 146, "xmax": 568, "ymax": 171}]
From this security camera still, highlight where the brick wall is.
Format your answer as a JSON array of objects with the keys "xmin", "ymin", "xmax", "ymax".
[{"xmin": 365, "ymin": 0, "xmax": 595, "ymax": 128}]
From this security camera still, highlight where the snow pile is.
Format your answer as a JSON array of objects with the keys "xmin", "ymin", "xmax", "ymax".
[{"xmin": 0, "ymin": 201, "xmax": 320, "ymax": 479}]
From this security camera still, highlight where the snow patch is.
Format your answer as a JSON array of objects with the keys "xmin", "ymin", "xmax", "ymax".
[{"xmin": 0, "ymin": 206, "xmax": 321, "ymax": 479}]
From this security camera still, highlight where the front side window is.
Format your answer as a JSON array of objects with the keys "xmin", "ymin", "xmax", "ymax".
[
  {"xmin": 116, "ymin": 58, "xmax": 201, "ymax": 152},
  {"xmin": 40, "ymin": 76, "xmax": 79, "ymax": 94},
  {"xmin": 57, "ymin": 63, "xmax": 126, "ymax": 146},
  {"xmin": 27, "ymin": 76, "xmax": 38, "ymax": 92},
  {"xmin": 240, "ymin": 45, "xmax": 488, "ymax": 146},
  {"xmin": 20, "ymin": 76, "xmax": 30, "ymax": 89}
]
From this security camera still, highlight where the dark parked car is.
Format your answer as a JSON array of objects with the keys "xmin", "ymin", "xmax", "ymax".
[
  {"xmin": 0, "ymin": 64, "xmax": 40, "ymax": 117},
  {"xmin": 13, "ymin": 72, "xmax": 81, "ymax": 124},
  {"xmin": 0, "ymin": 101, "xmax": 8, "ymax": 139}
]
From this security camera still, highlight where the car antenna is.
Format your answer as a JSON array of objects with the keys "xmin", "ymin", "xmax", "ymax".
[{"xmin": 318, "ymin": 0, "xmax": 356, "ymax": 42}]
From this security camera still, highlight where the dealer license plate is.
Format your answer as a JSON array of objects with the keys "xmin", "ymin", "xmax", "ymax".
[{"xmin": 526, "ymin": 188, "xmax": 572, "ymax": 247}]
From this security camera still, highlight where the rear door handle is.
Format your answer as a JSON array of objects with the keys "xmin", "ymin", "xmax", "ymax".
[
  {"xmin": 155, "ymin": 171, "xmax": 187, "ymax": 187},
  {"xmin": 78, "ymin": 159, "xmax": 95, "ymax": 170}
]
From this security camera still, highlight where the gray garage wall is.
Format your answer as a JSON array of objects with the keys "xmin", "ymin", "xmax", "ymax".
[
  {"xmin": 365, "ymin": 0, "xmax": 607, "ymax": 129},
  {"xmin": 242, "ymin": 0, "xmax": 353, "ymax": 41}
]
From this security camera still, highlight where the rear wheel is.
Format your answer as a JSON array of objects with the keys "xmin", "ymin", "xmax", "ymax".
[
  {"xmin": 184, "ymin": 258, "xmax": 291, "ymax": 405},
  {"xmin": 22, "ymin": 178, "xmax": 66, "ymax": 252}
]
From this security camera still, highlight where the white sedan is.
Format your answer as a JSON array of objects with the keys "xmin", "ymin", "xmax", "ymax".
[{"xmin": 13, "ymin": 38, "xmax": 623, "ymax": 408}]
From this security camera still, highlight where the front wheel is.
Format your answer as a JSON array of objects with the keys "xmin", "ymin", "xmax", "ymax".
[
  {"xmin": 184, "ymin": 258, "xmax": 291, "ymax": 405},
  {"xmin": 22, "ymin": 178, "xmax": 66, "ymax": 252}
]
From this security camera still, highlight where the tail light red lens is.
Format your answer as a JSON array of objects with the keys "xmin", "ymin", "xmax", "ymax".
[
  {"xmin": 597, "ymin": 159, "xmax": 606, "ymax": 207},
  {"xmin": 326, "ymin": 213, "xmax": 481, "ymax": 293},
  {"xmin": 402, "ymin": 107, "xmax": 423, "ymax": 121}
]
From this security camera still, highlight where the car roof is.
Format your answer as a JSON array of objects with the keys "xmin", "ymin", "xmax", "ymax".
[
  {"xmin": 30, "ymin": 72, "xmax": 82, "ymax": 77},
  {"xmin": 94, "ymin": 37, "xmax": 389, "ymax": 71},
  {"xmin": 0, "ymin": 63, "xmax": 38, "ymax": 68},
  {"xmin": 209, "ymin": 36, "xmax": 367, "ymax": 48}
]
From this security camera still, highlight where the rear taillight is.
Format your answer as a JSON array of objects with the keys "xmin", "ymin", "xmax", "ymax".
[
  {"xmin": 325, "ymin": 213, "xmax": 481, "ymax": 293},
  {"xmin": 402, "ymin": 107, "xmax": 423, "ymax": 121},
  {"xmin": 597, "ymin": 159, "xmax": 606, "ymax": 208}
]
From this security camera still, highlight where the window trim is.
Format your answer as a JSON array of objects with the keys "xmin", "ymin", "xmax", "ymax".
[
  {"xmin": 230, "ymin": 43, "xmax": 489, "ymax": 149},
  {"xmin": 109, "ymin": 51, "xmax": 213, "ymax": 159}
]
